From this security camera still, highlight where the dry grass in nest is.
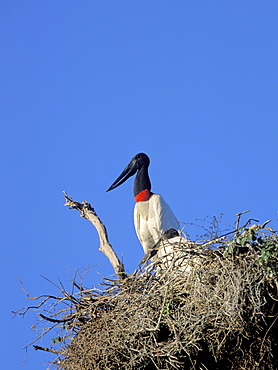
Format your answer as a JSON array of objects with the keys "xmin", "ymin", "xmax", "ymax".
[{"xmin": 16, "ymin": 226, "xmax": 278, "ymax": 370}]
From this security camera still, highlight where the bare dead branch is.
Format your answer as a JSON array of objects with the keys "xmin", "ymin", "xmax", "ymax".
[
  {"xmin": 235, "ymin": 210, "xmax": 250, "ymax": 233},
  {"xmin": 33, "ymin": 345, "xmax": 63, "ymax": 355},
  {"xmin": 63, "ymin": 191, "xmax": 126, "ymax": 279},
  {"xmin": 39, "ymin": 313, "xmax": 74, "ymax": 324},
  {"xmin": 12, "ymin": 295, "xmax": 63, "ymax": 317}
]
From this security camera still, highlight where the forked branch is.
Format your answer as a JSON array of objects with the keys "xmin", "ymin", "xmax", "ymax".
[{"xmin": 63, "ymin": 191, "xmax": 126, "ymax": 279}]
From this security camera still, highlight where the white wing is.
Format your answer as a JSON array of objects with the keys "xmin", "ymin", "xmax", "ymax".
[
  {"xmin": 134, "ymin": 193, "xmax": 180, "ymax": 255},
  {"xmin": 150, "ymin": 194, "xmax": 180, "ymax": 235}
]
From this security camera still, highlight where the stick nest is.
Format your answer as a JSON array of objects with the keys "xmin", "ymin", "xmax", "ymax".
[{"xmin": 18, "ymin": 226, "xmax": 278, "ymax": 370}]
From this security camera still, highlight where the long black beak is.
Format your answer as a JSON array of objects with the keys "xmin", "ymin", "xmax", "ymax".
[{"xmin": 106, "ymin": 159, "xmax": 137, "ymax": 192}]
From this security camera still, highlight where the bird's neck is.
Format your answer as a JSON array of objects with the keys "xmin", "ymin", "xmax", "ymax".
[{"xmin": 134, "ymin": 166, "xmax": 151, "ymax": 202}]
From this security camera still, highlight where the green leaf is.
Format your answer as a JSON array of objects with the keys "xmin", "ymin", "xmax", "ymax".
[{"xmin": 51, "ymin": 336, "xmax": 65, "ymax": 344}]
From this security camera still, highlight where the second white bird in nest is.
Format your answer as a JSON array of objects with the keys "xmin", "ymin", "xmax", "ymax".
[{"xmin": 155, "ymin": 235, "xmax": 204, "ymax": 273}]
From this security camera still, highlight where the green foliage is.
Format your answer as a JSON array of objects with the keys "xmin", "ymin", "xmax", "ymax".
[
  {"xmin": 224, "ymin": 225, "xmax": 278, "ymax": 275},
  {"xmin": 51, "ymin": 336, "xmax": 66, "ymax": 345},
  {"xmin": 162, "ymin": 300, "xmax": 174, "ymax": 315},
  {"xmin": 257, "ymin": 234, "xmax": 278, "ymax": 274}
]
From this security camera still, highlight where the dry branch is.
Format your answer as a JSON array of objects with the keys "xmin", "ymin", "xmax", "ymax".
[
  {"xmin": 34, "ymin": 345, "xmax": 63, "ymax": 355},
  {"xmin": 63, "ymin": 191, "xmax": 126, "ymax": 279}
]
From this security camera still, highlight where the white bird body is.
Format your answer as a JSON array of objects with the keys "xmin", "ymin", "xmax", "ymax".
[
  {"xmin": 106, "ymin": 153, "xmax": 202, "ymax": 274},
  {"xmin": 107, "ymin": 153, "xmax": 181, "ymax": 259},
  {"xmin": 134, "ymin": 194, "xmax": 180, "ymax": 254}
]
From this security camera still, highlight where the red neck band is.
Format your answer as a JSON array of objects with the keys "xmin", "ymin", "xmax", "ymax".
[{"xmin": 134, "ymin": 189, "xmax": 151, "ymax": 202}]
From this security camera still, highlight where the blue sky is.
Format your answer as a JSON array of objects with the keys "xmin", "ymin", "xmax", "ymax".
[{"xmin": 1, "ymin": 1, "xmax": 278, "ymax": 368}]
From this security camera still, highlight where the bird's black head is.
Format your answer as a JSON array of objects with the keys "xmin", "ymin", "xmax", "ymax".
[
  {"xmin": 129, "ymin": 153, "xmax": 150, "ymax": 171},
  {"xmin": 163, "ymin": 228, "xmax": 179, "ymax": 239},
  {"xmin": 106, "ymin": 153, "xmax": 150, "ymax": 192}
]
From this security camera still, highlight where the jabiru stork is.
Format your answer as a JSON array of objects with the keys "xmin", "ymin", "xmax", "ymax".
[{"xmin": 106, "ymin": 153, "xmax": 180, "ymax": 255}]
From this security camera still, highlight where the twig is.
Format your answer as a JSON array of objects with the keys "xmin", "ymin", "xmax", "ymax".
[
  {"xmin": 235, "ymin": 210, "xmax": 250, "ymax": 235},
  {"xmin": 145, "ymin": 287, "xmax": 168, "ymax": 332},
  {"xmin": 39, "ymin": 313, "xmax": 74, "ymax": 324},
  {"xmin": 33, "ymin": 345, "xmax": 63, "ymax": 355},
  {"xmin": 12, "ymin": 295, "xmax": 63, "ymax": 317},
  {"xmin": 22, "ymin": 322, "xmax": 61, "ymax": 350}
]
